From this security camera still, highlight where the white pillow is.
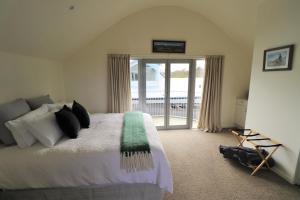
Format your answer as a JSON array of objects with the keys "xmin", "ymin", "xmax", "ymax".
[
  {"xmin": 26, "ymin": 112, "xmax": 63, "ymax": 147},
  {"xmin": 44, "ymin": 102, "xmax": 73, "ymax": 112},
  {"xmin": 5, "ymin": 105, "xmax": 49, "ymax": 148}
]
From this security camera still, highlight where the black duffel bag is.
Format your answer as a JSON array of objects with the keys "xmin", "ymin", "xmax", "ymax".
[{"xmin": 219, "ymin": 145, "xmax": 275, "ymax": 168}]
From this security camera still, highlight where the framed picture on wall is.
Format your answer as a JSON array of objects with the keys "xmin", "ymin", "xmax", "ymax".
[
  {"xmin": 152, "ymin": 40, "xmax": 186, "ymax": 53},
  {"xmin": 263, "ymin": 44, "xmax": 294, "ymax": 71}
]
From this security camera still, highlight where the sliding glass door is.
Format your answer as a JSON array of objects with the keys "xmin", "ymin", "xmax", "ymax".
[{"xmin": 130, "ymin": 58, "xmax": 203, "ymax": 129}]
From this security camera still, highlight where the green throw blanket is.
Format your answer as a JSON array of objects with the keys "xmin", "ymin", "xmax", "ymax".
[{"xmin": 121, "ymin": 112, "xmax": 153, "ymax": 172}]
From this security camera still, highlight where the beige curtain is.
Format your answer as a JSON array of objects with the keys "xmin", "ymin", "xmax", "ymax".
[
  {"xmin": 198, "ymin": 55, "xmax": 224, "ymax": 132},
  {"xmin": 108, "ymin": 54, "xmax": 132, "ymax": 113}
]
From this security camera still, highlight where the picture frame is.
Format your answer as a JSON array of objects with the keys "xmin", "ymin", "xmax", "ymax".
[
  {"xmin": 263, "ymin": 44, "xmax": 294, "ymax": 71},
  {"xmin": 152, "ymin": 40, "xmax": 186, "ymax": 53}
]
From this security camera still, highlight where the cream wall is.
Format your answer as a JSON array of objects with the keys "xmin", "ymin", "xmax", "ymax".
[
  {"xmin": 0, "ymin": 51, "xmax": 65, "ymax": 104},
  {"xmin": 246, "ymin": 0, "xmax": 300, "ymax": 183},
  {"xmin": 63, "ymin": 6, "xmax": 252, "ymax": 127}
]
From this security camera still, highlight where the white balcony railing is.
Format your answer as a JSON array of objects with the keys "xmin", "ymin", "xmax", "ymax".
[{"xmin": 132, "ymin": 96, "xmax": 201, "ymax": 121}]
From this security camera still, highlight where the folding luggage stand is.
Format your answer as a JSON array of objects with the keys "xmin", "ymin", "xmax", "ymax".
[{"xmin": 232, "ymin": 129, "xmax": 282, "ymax": 176}]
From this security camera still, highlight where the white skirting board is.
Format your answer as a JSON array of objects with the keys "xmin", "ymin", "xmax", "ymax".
[{"xmin": 272, "ymin": 166, "xmax": 295, "ymax": 184}]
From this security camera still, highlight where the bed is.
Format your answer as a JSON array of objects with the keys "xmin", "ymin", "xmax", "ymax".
[{"xmin": 0, "ymin": 113, "xmax": 173, "ymax": 200}]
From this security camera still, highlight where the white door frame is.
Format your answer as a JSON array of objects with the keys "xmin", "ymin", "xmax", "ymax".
[{"xmin": 140, "ymin": 59, "xmax": 196, "ymax": 130}]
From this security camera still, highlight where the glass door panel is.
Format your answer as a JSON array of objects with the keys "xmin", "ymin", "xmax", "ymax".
[
  {"xmin": 192, "ymin": 59, "xmax": 206, "ymax": 128},
  {"xmin": 131, "ymin": 59, "xmax": 197, "ymax": 130},
  {"xmin": 130, "ymin": 59, "xmax": 140, "ymax": 111},
  {"xmin": 145, "ymin": 62, "xmax": 166, "ymax": 128},
  {"xmin": 169, "ymin": 63, "xmax": 190, "ymax": 127}
]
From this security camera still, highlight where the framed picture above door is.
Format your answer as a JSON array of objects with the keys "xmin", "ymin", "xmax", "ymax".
[{"xmin": 152, "ymin": 40, "xmax": 186, "ymax": 53}]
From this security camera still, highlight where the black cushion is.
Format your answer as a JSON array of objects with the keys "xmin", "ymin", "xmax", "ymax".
[
  {"xmin": 27, "ymin": 95, "xmax": 54, "ymax": 110},
  {"xmin": 72, "ymin": 101, "xmax": 90, "ymax": 128},
  {"xmin": 55, "ymin": 106, "xmax": 80, "ymax": 139}
]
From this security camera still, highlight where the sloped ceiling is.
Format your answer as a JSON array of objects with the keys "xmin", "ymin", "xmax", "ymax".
[{"xmin": 0, "ymin": 0, "xmax": 264, "ymax": 60}]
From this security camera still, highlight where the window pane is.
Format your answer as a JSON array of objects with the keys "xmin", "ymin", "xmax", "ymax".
[
  {"xmin": 193, "ymin": 59, "xmax": 205, "ymax": 128},
  {"xmin": 169, "ymin": 63, "xmax": 189, "ymax": 126},
  {"xmin": 130, "ymin": 59, "xmax": 139, "ymax": 111},
  {"xmin": 145, "ymin": 63, "xmax": 165, "ymax": 127}
]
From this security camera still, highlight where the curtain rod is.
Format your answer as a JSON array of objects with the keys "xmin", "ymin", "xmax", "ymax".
[
  {"xmin": 129, "ymin": 54, "xmax": 206, "ymax": 60},
  {"xmin": 106, "ymin": 51, "xmax": 223, "ymax": 59}
]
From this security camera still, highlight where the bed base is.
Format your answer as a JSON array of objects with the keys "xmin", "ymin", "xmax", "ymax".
[{"xmin": 0, "ymin": 183, "xmax": 164, "ymax": 200}]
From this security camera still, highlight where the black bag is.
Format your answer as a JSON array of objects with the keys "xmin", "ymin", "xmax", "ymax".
[{"xmin": 219, "ymin": 145, "xmax": 275, "ymax": 168}]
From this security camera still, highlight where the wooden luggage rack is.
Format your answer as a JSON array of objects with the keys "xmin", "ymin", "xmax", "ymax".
[{"xmin": 232, "ymin": 129, "xmax": 282, "ymax": 176}]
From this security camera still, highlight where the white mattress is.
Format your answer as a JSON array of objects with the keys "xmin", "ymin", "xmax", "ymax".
[{"xmin": 0, "ymin": 113, "xmax": 173, "ymax": 192}]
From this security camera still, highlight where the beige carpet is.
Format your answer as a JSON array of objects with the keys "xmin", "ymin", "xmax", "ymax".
[{"xmin": 159, "ymin": 129, "xmax": 300, "ymax": 200}]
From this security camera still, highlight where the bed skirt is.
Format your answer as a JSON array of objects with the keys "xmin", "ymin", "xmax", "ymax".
[{"xmin": 0, "ymin": 183, "xmax": 165, "ymax": 200}]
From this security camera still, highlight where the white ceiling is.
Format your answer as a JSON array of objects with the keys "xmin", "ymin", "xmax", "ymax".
[{"xmin": 0, "ymin": 0, "xmax": 264, "ymax": 60}]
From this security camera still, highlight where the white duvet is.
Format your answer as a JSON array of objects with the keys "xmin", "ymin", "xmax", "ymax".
[{"xmin": 0, "ymin": 113, "xmax": 173, "ymax": 192}]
